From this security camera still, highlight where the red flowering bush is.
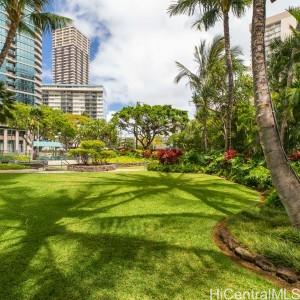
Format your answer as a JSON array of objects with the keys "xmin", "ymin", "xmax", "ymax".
[
  {"xmin": 224, "ymin": 149, "xmax": 237, "ymax": 161},
  {"xmin": 142, "ymin": 150, "xmax": 153, "ymax": 158},
  {"xmin": 289, "ymin": 151, "xmax": 300, "ymax": 161},
  {"xmin": 156, "ymin": 149, "xmax": 183, "ymax": 164}
]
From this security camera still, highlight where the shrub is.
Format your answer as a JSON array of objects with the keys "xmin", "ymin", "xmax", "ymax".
[
  {"xmin": 147, "ymin": 162, "xmax": 203, "ymax": 173},
  {"xmin": 244, "ymin": 166, "xmax": 272, "ymax": 190},
  {"xmin": 156, "ymin": 149, "xmax": 183, "ymax": 164},
  {"xmin": 266, "ymin": 189, "xmax": 284, "ymax": 208},
  {"xmin": 289, "ymin": 151, "xmax": 300, "ymax": 161},
  {"xmin": 224, "ymin": 149, "xmax": 237, "ymax": 161},
  {"xmin": 69, "ymin": 140, "xmax": 110, "ymax": 165},
  {"xmin": 142, "ymin": 150, "xmax": 153, "ymax": 159},
  {"xmin": 80, "ymin": 140, "xmax": 105, "ymax": 151},
  {"xmin": 69, "ymin": 148, "xmax": 90, "ymax": 165},
  {"xmin": 0, "ymin": 163, "xmax": 29, "ymax": 170}
]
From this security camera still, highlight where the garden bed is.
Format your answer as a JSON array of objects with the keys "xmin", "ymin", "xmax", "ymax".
[
  {"xmin": 215, "ymin": 219, "xmax": 300, "ymax": 285},
  {"xmin": 224, "ymin": 206, "xmax": 300, "ymax": 282},
  {"xmin": 67, "ymin": 164, "xmax": 117, "ymax": 172}
]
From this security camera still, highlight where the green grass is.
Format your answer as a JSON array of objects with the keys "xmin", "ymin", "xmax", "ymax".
[
  {"xmin": 0, "ymin": 163, "xmax": 28, "ymax": 170},
  {"xmin": 0, "ymin": 172, "xmax": 279, "ymax": 299},
  {"xmin": 228, "ymin": 206, "xmax": 300, "ymax": 272},
  {"xmin": 107, "ymin": 155, "xmax": 147, "ymax": 164}
]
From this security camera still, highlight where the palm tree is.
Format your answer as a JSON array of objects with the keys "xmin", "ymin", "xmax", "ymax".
[
  {"xmin": 174, "ymin": 36, "xmax": 225, "ymax": 152},
  {"xmin": 169, "ymin": 0, "xmax": 251, "ymax": 150},
  {"xmin": 252, "ymin": 0, "xmax": 300, "ymax": 228},
  {"xmin": 0, "ymin": 0, "xmax": 71, "ymax": 68},
  {"xmin": 0, "ymin": 82, "xmax": 15, "ymax": 123}
]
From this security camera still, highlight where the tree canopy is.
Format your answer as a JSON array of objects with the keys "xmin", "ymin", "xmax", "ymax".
[{"xmin": 113, "ymin": 104, "xmax": 188, "ymax": 150}]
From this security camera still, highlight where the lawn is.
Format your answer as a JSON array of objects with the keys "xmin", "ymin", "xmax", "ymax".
[
  {"xmin": 228, "ymin": 206, "xmax": 300, "ymax": 273},
  {"xmin": 0, "ymin": 172, "xmax": 279, "ymax": 299}
]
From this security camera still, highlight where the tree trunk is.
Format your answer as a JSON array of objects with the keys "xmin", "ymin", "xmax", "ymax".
[
  {"xmin": 252, "ymin": 0, "xmax": 300, "ymax": 228},
  {"xmin": 0, "ymin": 21, "xmax": 19, "ymax": 68},
  {"xmin": 203, "ymin": 114, "xmax": 208, "ymax": 153},
  {"xmin": 223, "ymin": 11, "xmax": 234, "ymax": 151}
]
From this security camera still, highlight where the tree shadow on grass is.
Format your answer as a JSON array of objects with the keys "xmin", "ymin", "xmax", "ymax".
[{"xmin": 0, "ymin": 172, "xmax": 261, "ymax": 299}]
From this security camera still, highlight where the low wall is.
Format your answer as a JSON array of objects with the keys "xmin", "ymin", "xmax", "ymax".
[{"xmin": 67, "ymin": 164, "xmax": 117, "ymax": 172}]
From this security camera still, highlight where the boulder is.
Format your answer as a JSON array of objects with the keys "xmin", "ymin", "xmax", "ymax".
[
  {"xmin": 276, "ymin": 267, "xmax": 298, "ymax": 283},
  {"xmin": 234, "ymin": 247, "xmax": 255, "ymax": 262},
  {"xmin": 255, "ymin": 255, "xmax": 276, "ymax": 272},
  {"xmin": 227, "ymin": 237, "xmax": 240, "ymax": 251}
]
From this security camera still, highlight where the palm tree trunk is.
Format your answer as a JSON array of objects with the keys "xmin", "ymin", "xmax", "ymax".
[
  {"xmin": 203, "ymin": 116, "xmax": 208, "ymax": 153},
  {"xmin": 252, "ymin": 0, "xmax": 300, "ymax": 228},
  {"xmin": 0, "ymin": 21, "xmax": 20, "ymax": 68},
  {"xmin": 223, "ymin": 11, "xmax": 234, "ymax": 151}
]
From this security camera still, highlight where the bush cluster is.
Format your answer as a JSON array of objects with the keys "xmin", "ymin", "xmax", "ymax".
[{"xmin": 148, "ymin": 150, "xmax": 274, "ymax": 191}]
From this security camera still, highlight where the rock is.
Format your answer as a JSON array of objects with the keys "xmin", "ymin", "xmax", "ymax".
[
  {"xmin": 255, "ymin": 255, "xmax": 276, "ymax": 272},
  {"xmin": 234, "ymin": 247, "xmax": 255, "ymax": 262},
  {"xmin": 276, "ymin": 267, "xmax": 298, "ymax": 283},
  {"xmin": 219, "ymin": 228, "xmax": 229, "ymax": 243},
  {"xmin": 227, "ymin": 237, "xmax": 240, "ymax": 251}
]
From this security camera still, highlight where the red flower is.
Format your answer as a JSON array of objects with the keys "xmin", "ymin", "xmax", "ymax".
[
  {"xmin": 156, "ymin": 149, "xmax": 183, "ymax": 164},
  {"xmin": 224, "ymin": 149, "xmax": 237, "ymax": 161},
  {"xmin": 289, "ymin": 151, "xmax": 300, "ymax": 161}
]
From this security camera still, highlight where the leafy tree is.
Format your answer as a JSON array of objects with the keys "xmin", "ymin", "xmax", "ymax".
[
  {"xmin": 252, "ymin": 0, "xmax": 300, "ymax": 227},
  {"xmin": 0, "ymin": 0, "xmax": 71, "ymax": 67},
  {"xmin": 113, "ymin": 104, "xmax": 188, "ymax": 150},
  {"xmin": 169, "ymin": 0, "xmax": 251, "ymax": 150},
  {"xmin": 80, "ymin": 119, "xmax": 119, "ymax": 148}
]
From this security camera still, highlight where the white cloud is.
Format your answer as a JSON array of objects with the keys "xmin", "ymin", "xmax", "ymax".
[{"xmin": 55, "ymin": 0, "xmax": 299, "ymax": 115}]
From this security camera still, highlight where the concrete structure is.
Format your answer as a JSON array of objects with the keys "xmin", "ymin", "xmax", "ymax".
[
  {"xmin": 0, "ymin": 126, "xmax": 28, "ymax": 154},
  {"xmin": 42, "ymin": 84, "xmax": 106, "ymax": 119},
  {"xmin": 265, "ymin": 10, "xmax": 297, "ymax": 55},
  {"xmin": 52, "ymin": 26, "xmax": 90, "ymax": 84},
  {"xmin": 0, "ymin": 6, "xmax": 43, "ymax": 105}
]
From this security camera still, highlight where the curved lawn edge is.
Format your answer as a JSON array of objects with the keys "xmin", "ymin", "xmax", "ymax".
[{"xmin": 214, "ymin": 219, "xmax": 300, "ymax": 288}]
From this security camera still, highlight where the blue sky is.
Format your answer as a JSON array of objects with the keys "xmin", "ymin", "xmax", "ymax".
[{"xmin": 42, "ymin": 0, "xmax": 300, "ymax": 118}]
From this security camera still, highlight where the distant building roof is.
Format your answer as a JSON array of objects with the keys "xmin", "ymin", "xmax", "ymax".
[{"xmin": 33, "ymin": 141, "xmax": 64, "ymax": 148}]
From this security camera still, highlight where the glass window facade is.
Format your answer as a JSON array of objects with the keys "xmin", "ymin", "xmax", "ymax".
[{"xmin": 0, "ymin": 6, "xmax": 42, "ymax": 105}]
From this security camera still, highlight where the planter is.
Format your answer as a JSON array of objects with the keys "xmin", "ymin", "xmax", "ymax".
[{"xmin": 67, "ymin": 164, "xmax": 117, "ymax": 172}]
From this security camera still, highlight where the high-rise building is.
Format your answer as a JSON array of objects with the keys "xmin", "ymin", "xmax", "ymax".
[
  {"xmin": 42, "ymin": 84, "xmax": 106, "ymax": 120},
  {"xmin": 265, "ymin": 11, "xmax": 297, "ymax": 55},
  {"xmin": 0, "ymin": 6, "xmax": 43, "ymax": 105},
  {"xmin": 52, "ymin": 26, "xmax": 90, "ymax": 84}
]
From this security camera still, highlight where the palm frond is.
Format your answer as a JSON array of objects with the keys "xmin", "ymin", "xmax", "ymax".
[
  {"xmin": 30, "ymin": 12, "xmax": 72, "ymax": 33},
  {"xmin": 231, "ymin": 0, "xmax": 252, "ymax": 18},
  {"xmin": 168, "ymin": 0, "xmax": 200, "ymax": 17},
  {"xmin": 18, "ymin": 21, "xmax": 35, "ymax": 37},
  {"xmin": 192, "ymin": 7, "xmax": 221, "ymax": 30}
]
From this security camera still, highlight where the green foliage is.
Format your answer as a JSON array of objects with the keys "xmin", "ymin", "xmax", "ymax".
[
  {"xmin": 79, "ymin": 119, "xmax": 119, "ymax": 148},
  {"xmin": 0, "ymin": 163, "xmax": 28, "ymax": 170},
  {"xmin": 266, "ymin": 189, "xmax": 284, "ymax": 208},
  {"xmin": 147, "ymin": 162, "xmax": 203, "ymax": 173},
  {"xmin": 69, "ymin": 140, "xmax": 114, "ymax": 165},
  {"xmin": 113, "ymin": 103, "xmax": 188, "ymax": 150},
  {"xmin": 245, "ymin": 166, "xmax": 272, "ymax": 190},
  {"xmin": 80, "ymin": 140, "xmax": 105, "ymax": 151}
]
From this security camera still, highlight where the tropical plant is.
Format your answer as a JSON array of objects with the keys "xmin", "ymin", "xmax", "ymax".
[
  {"xmin": 69, "ymin": 140, "xmax": 110, "ymax": 165},
  {"xmin": 174, "ymin": 36, "xmax": 225, "ymax": 152},
  {"xmin": 0, "ymin": 0, "xmax": 72, "ymax": 68},
  {"xmin": 252, "ymin": 0, "xmax": 300, "ymax": 227},
  {"xmin": 169, "ymin": 0, "xmax": 252, "ymax": 150}
]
